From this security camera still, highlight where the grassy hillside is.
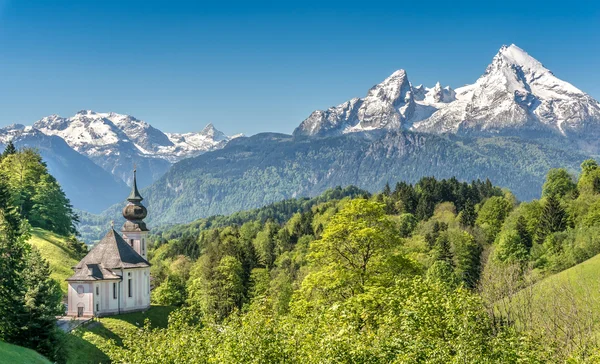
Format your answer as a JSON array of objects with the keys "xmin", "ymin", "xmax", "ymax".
[
  {"xmin": 28, "ymin": 228, "xmax": 80, "ymax": 294},
  {"xmin": 0, "ymin": 341, "xmax": 52, "ymax": 364},
  {"xmin": 66, "ymin": 305, "xmax": 174, "ymax": 364},
  {"xmin": 498, "ymin": 254, "xmax": 600, "ymax": 356}
]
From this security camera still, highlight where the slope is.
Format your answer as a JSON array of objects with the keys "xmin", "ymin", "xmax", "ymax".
[
  {"xmin": 65, "ymin": 305, "xmax": 174, "ymax": 364},
  {"xmin": 28, "ymin": 228, "xmax": 81, "ymax": 294},
  {"xmin": 499, "ymin": 253, "xmax": 600, "ymax": 352},
  {"xmin": 0, "ymin": 341, "xmax": 52, "ymax": 364}
]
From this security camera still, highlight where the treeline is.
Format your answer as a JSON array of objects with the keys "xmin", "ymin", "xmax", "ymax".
[
  {"xmin": 0, "ymin": 142, "xmax": 84, "ymax": 363},
  {"xmin": 153, "ymin": 185, "xmax": 369, "ymax": 241}
]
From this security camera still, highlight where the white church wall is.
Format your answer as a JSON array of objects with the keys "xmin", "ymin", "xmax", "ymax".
[{"xmin": 67, "ymin": 282, "xmax": 93, "ymax": 317}]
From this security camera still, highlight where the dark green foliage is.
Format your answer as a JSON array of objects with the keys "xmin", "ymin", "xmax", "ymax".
[
  {"xmin": 81, "ymin": 132, "xmax": 588, "ymax": 242},
  {"xmin": 516, "ymin": 215, "xmax": 532, "ymax": 251},
  {"xmin": 1, "ymin": 140, "xmax": 16, "ymax": 159},
  {"xmin": 536, "ymin": 195, "xmax": 567, "ymax": 244},
  {"xmin": 460, "ymin": 198, "xmax": 477, "ymax": 227},
  {"xmin": 433, "ymin": 233, "xmax": 454, "ymax": 266}
]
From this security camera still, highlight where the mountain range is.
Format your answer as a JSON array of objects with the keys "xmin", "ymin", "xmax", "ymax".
[
  {"xmin": 0, "ymin": 111, "xmax": 239, "ymax": 211},
  {"xmin": 294, "ymin": 45, "xmax": 600, "ymax": 151},
  {"xmin": 2, "ymin": 44, "xmax": 599, "ymax": 238}
]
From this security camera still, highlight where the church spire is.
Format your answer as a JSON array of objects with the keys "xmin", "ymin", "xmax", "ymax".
[{"xmin": 127, "ymin": 167, "xmax": 143, "ymax": 202}]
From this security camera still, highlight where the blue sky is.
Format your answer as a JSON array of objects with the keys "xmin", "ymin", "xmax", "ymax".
[{"xmin": 0, "ymin": 0, "xmax": 598, "ymax": 136}]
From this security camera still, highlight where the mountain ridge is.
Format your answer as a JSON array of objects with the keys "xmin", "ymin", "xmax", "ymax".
[{"xmin": 294, "ymin": 44, "xmax": 600, "ymax": 146}]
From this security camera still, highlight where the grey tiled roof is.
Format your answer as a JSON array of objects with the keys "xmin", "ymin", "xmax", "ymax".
[{"xmin": 67, "ymin": 229, "xmax": 149, "ymax": 282}]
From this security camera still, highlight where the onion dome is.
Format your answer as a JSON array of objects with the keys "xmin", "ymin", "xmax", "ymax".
[{"xmin": 122, "ymin": 169, "xmax": 149, "ymax": 232}]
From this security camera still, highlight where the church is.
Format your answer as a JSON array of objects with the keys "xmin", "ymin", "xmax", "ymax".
[{"xmin": 66, "ymin": 170, "xmax": 151, "ymax": 317}]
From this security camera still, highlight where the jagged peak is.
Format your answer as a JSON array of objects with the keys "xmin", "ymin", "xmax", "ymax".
[{"xmin": 489, "ymin": 44, "xmax": 547, "ymax": 73}]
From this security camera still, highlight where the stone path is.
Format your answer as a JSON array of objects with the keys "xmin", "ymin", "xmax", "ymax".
[{"xmin": 56, "ymin": 316, "xmax": 93, "ymax": 333}]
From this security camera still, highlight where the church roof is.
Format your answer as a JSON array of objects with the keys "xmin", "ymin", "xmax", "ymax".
[{"xmin": 67, "ymin": 229, "xmax": 150, "ymax": 282}]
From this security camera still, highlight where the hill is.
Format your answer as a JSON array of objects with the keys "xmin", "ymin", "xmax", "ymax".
[
  {"xmin": 28, "ymin": 228, "xmax": 82, "ymax": 294},
  {"xmin": 0, "ymin": 341, "xmax": 52, "ymax": 364},
  {"xmin": 497, "ymin": 253, "xmax": 600, "ymax": 356},
  {"xmin": 65, "ymin": 306, "xmax": 174, "ymax": 364}
]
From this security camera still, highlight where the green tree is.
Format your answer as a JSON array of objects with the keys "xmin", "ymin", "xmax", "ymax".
[
  {"xmin": 536, "ymin": 194, "xmax": 567, "ymax": 244},
  {"xmin": 152, "ymin": 276, "xmax": 186, "ymax": 306},
  {"xmin": 515, "ymin": 215, "xmax": 532, "ymax": 251},
  {"xmin": 1, "ymin": 140, "xmax": 16, "ymax": 159},
  {"xmin": 451, "ymin": 230, "xmax": 481, "ymax": 288},
  {"xmin": 476, "ymin": 196, "xmax": 513, "ymax": 243},
  {"xmin": 542, "ymin": 168, "xmax": 577, "ymax": 198},
  {"xmin": 300, "ymin": 199, "xmax": 409, "ymax": 302},
  {"xmin": 459, "ymin": 198, "xmax": 477, "ymax": 227}
]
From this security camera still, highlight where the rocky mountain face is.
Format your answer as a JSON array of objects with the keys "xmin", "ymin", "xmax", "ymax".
[
  {"xmin": 294, "ymin": 70, "xmax": 456, "ymax": 136},
  {"xmin": 294, "ymin": 45, "xmax": 600, "ymax": 148},
  {"xmin": 30, "ymin": 110, "xmax": 237, "ymax": 186},
  {"xmin": 0, "ymin": 111, "xmax": 238, "ymax": 211}
]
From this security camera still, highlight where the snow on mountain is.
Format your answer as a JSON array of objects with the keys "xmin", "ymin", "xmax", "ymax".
[
  {"xmin": 295, "ymin": 44, "xmax": 600, "ymax": 141},
  {"xmin": 293, "ymin": 70, "xmax": 454, "ymax": 137},
  {"xmin": 1, "ymin": 110, "xmax": 239, "ymax": 187},
  {"xmin": 413, "ymin": 44, "xmax": 600, "ymax": 136}
]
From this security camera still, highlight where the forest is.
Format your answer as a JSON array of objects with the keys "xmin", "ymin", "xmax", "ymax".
[
  {"xmin": 103, "ymin": 159, "xmax": 600, "ymax": 362},
  {"xmin": 4, "ymin": 138, "xmax": 600, "ymax": 362},
  {"xmin": 0, "ymin": 141, "xmax": 85, "ymax": 363}
]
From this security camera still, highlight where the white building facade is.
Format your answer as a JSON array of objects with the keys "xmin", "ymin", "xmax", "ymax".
[{"xmin": 67, "ymin": 170, "xmax": 151, "ymax": 317}]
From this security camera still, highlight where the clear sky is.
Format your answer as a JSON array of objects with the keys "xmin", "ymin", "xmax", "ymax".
[{"xmin": 0, "ymin": 0, "xmax": 598, "ymax": 136}]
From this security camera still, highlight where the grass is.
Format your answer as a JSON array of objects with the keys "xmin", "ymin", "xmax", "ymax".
[
  {"xmin": 499, "ymin": 253, "xmax": 600, "ymax": 355},
  {"xmin": 0, "ymin": 341, "xmax": 52, "ymax": 364},
  {"xmin": 28, "ymin": 227, "xmax": 81, "ymax": 294},
  {"xmin": 65, "ymin": 305, "xmax": 175, "ymax": 364}
]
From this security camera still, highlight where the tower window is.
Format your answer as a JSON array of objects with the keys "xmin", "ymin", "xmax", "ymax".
[
  {"xmin": 96, "ymin": 303, "xmax": 99, "ymax": 312},
  {"xmin": 113, "ymin": 283, "xmax": 117, "ymax": 299},
  {"xmin": 96, "ymin": 286, "xmax": 99, "ymax": 295},
  {"xmin": 128, "ymin": 278, "xmax": 133, "ymax": 298},
  {"xmin": 130, "ymin": 239, "xmax": 134, "ymax": 247},
  {"xmin": 142, "ymin": 239, "xmax": 145, "ymax": 254}
]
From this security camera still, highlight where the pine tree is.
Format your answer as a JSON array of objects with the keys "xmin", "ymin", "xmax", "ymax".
[
  {"xmin": 536, "ymin": 194, "xmax": 567, "ymax": 244},
  {"xmin": 433, "ymin": 233, "xmax": 454, "ymax": 267},
  {"xmin": 460, "ymin": 199, "xmax": 477, "ymax": 227},
  {"xmin": 1, "ymin": 140, "xmax": 16, "ymax": 159},
  {"xmin": 515, "ymin": 215, "xmax": 532, "ymax": 251},
  {"xmin": 14, "ymin": 247, "xmax": 64, "ymax": 361},
  {"xmin": 383, "ymin": 182, "xmax": 391, "ymax": 196}
]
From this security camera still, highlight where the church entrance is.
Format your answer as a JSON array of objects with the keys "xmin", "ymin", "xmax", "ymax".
[{"xmin": 77, "ymin": 304, "xmax": 84, "ymax": 317}]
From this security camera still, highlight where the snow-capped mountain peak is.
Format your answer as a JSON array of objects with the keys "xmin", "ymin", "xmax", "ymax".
[
  {"xmin": 17, "ymin": 111, "xmax": 239, "ymax": 186},
  {"xmin": 413, "ymin": 44, "xmax": 600, "ymax": 136},
  {"xmin": 295, "ymin": 44, "xmax": 600, "ymax": 140}
]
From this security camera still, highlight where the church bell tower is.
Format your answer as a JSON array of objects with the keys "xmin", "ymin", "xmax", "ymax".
[{"xmin": 121, "ymin": 168, "xmax": 149, "ymax": 259}]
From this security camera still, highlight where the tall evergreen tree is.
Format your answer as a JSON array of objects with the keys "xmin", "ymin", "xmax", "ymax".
[
  {"xmin": 460, "ymin": 199, "xmax": 477, "ymax": 227},
  {"xmin": 433, "ymin": 233, "xmax": 454, "ymax": 267},
  {"xmin": 536, "ymin": 194, "xmax": 567, "ymax": 244},
  {"xmin": 515, "ymin": 215, "xmax": 532, "ymax": 251},
  {"xmin": 1, "ymin": 140, "xmax": 16, "ymax": 159}
]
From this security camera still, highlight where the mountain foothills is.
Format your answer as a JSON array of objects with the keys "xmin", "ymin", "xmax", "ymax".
[
  {"xmin": 0, "ymin": 111, "xmax": 239, "ymax": 211},
  {"xmin": 294, "ymin": 44, "xmax": 600, "ymax": 148},
  {"xmin": 93, "ymin": 159, "xmax": 600, "ymax": 362}
]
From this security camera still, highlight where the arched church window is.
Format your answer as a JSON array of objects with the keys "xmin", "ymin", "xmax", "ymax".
[{"xmin": 77, "ymin": 285, "xmax": 84, "ymax": 297}]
